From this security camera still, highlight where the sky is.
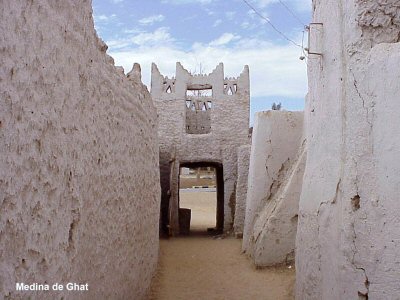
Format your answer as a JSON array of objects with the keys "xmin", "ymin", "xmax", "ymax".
[{"xmin": 92, "ymin": 0, "xmax": 311, "ymax": 124}]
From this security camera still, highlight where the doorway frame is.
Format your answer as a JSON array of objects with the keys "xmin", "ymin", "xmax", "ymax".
[{"xmin": 178, "ymin": 161, "xmax": 224, "ymax": 234}]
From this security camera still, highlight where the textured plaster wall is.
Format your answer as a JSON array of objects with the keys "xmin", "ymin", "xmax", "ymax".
[
  {"xmin": 296, "ymin": 0, "xmax": 400, "ymax": 299},
  {"xmin": 356, "ymin": 0, "xmax": 400, "ymax": 46},
  {"xmin": 242, "ymin": 111, "xmax": 304, "ymax": 259},
  {"xmin": 0, "ymin": 1, "xmax": 160, "ymax": 299},
  {"xmin": 152, "ymin": 63, "xmax": 250, "ymax": 234},
  {"xmin": 251, "ymin": 141, "xmax": 306, "ymax": 266},
  {"xmin": 233, "ymin": 145, "xmax": 251, "ymax": 235}
]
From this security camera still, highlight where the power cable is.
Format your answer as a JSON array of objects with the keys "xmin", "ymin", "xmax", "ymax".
[
  {"xmin": 277, "ymin": 0, "xmax": 306, "ymax": 27},
  {"xmin": 241, "ymin": 0, "xmax": 302, "ymax": 48}
]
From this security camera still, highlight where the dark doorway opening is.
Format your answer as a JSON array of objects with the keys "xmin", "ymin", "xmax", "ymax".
[{"xmin": 178, "ymin": 162, "xmax": 224, "ymax": 235}]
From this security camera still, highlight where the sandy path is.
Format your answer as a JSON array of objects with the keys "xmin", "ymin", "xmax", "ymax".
[
  {"xmin": 150, "ymin": 191, "xmax": 295, "ymax": 300},
  {"xmin": 179, "ymin": 190, "xmax": 217, "ymax": 230},
  {"xmin": 150, "ymin": 236, "xmax": 295, "ymax": 300}
]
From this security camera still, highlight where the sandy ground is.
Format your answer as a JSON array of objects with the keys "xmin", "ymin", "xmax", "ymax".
[
  {"xmin": 179, "ymin": 190, "xmax": 217, "ymax": 231},
  {"xmin": 149, "ymin": 190, "xmax": 295, "ymax": 300}
]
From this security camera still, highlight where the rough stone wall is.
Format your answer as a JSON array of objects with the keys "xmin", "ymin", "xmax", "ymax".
[
  {"xmin": 356, "ymin": 0, "xmax": 400, "ymax": 46},
  {"xmin": 242, "ymin": 111, "xmax": 304, "ymax": 260},
  {"xmin": 296, "ymin": 0, "xmax": 400, "ymax": 299},
  {"xmin": 0, "ymin": 1, "xmax": 160, "ymax": 299},
  {"xmin": 233, "ymin": 145, "xmax": 251, "ymax": 235},
  {"xmin": 152, "ymin": 63, "xmax": 250, "ymax": 234}
]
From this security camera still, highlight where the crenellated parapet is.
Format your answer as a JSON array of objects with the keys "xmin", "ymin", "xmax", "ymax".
[
  {"xmin": 151, "ymin": 62, "xmax": 249, "ymax": 99},
  {"xmin": 151, "ymin": 62, "xmax": 249, "ymax": 134}
]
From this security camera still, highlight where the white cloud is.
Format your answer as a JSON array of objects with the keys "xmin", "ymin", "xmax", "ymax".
[
  {"xmin": 106, "ymin": 27, "xmax": 174, "ymax": 50},
  {"xmin": 124, "ymin": 28, "xmax": 141, "ymax": 34},
  {"xmin": 240, "ymin": 21, "xmax": 259, "ymax": 30},
  {"xmin": 253, "ymin": 0, "xmax": 310, "ymax": 13},
  {"xmin": 107, "ymin": 36, "xmax": 307, "ymax": 100},
  {"xmin": 253, "ymin": 0, "xmax": 277, "ymax": 8},
  {"xmin": 204, "ymin": 8, "xmax": 215, "ymax": 15},
  {"xmin": 131, "ymin": 27, "xmax": 173, "ymax": 45},
  {"xmin": 161, "ymin": 0, "xmax": 214, "ymax": 4},
  {"xmin": 213, "ymin": 19, "xmax": 222, "ymax": 27},
  {"xmin": 293, "ymin": 0, "xmax": 311, "ymax": 13},
  {"xmin": 209, "ymin": 33, "xmax": 241, "ymax": 46},
  {"xmin": 138, "ymin": 14, "xmax": 165, "ymax": 26},
  {"xmin": 94, "ymin": 14, "xmax": 117, "ymax": 23},
  {"xmin": 181, "ymin": 14, "xmax": 199, "ymax": 22},
  {"xmin": 241, "ymin": 21, "xmax": 250, "ymax": 29},
  {"xmin": 225, "ymin": 11, "xmax": 236, "ymax": 20},
  {"xmin": 247, "ymin": 9, "xmax": 270, "ymax": 21}
]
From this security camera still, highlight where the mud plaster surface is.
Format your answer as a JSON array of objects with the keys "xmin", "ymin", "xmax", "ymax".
[
  {"xmin": 296, "ymin": 0, "xmax": 400, "ymax": 299},
  {"xmin": 1, "ymin": 1, "xmax": 160, "ymax": 299}
]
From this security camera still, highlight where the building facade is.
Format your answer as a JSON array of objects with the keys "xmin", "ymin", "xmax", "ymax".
[{"xmin": 151, "ymin": 62, "xmax": 250, "ymax": 235}]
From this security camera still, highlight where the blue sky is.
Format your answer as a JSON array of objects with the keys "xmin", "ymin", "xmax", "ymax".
[{"xmin": 92, "ymin": 0, "xmax": 311, "ymax": 124}]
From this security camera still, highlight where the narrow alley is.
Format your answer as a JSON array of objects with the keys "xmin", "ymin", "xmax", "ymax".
[{"xmin": 150, "ymin": 190, "xmax": 295, "ymax": 300}]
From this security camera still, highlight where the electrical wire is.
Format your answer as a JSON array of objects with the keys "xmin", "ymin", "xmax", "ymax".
[
  {"xmin": 277, "ymin": 0, "xmax": 306, "ymax": 27},
  {"xmin": 241, "ymin": 0, "xmax": 302, "ymax": 48}
]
